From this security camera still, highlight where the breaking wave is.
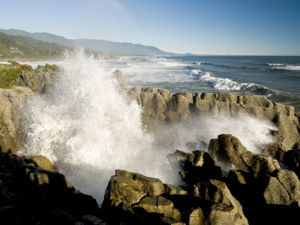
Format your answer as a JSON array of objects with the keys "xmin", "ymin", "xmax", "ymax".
[
  {"xmin": 20, "ymin": 52, "xmax": 277, "ymax": 204},
  {"xmin": 191, "ymin": 70, "xmax": 254, "ymax": 91},
  {"xmin": 268, "ymin": 63, "xmax": 300, "ymax": 71}
]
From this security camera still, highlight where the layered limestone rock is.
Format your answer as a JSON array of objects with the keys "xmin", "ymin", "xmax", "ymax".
[
  {"xmin": 263, "ymin": 169, "xmax": 300, "ymax": 205},
  {"xmin": 18, "ymin": 65, "xmax": 59, "ymax": 93},
  {"xmin": 98, "ymin": 113, "xmax": 300, "ymax": 224},
  {"xmin": 168, "ymin": 150, "xmax": 222, "ymax": 184},
  {"xmin": 102, "ymin": 169, "xmax": 248, "ymax": 225},
  {"xmin": 191, "ymin": 179, "xmax": 248, "ymax": 225},
  {"xmin": 102, "ymin": 170, "xmax": 184, "ymax": 224},
  {"xmin": 0, "ymin": 86, "xmax": 34, "ymax": 153},
  {"xmin": 209, "ymin": 134, "xmax": 300, "ymax": 215},
  {"xmin": 127, "ymin": 87, "xmax": 300, "ymax": 150},
  {"xmin": 0, "ymin": 64, "xmax": 58, "ymax": 154},
  {"xmin": 208, "ymin": 134, "xmax": 281, "ymax": 177},
  {"xmin": 102, "ymin": 170, "xmax": 166, "ymax": 211}
]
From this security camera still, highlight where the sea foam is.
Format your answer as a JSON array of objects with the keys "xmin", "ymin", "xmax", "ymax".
[
  {"xmin": 20, "ymin": 52, "xmax": 276, "ymax": 203},
  {"xmin": 20, "ymin": 52, "xmax": 178, "ymax": 203},
  {"xmin": 268, "ymin": 63, "xmax": 300, "ymax": 71},
  {"xmin": 195, "ymin": 71, "xmax": 254, "ymax": 91}
]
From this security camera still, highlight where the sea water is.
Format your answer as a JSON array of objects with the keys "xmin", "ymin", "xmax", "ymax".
[
  {"xmin": 101, "ymin": 55, "xmax": 300, "ymax": 111},
  {"xmin": 21, "ymin": 53, "xmax": 293, "ymax": 203}
]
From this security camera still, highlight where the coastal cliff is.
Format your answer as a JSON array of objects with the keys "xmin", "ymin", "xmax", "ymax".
[
  {"xmin": 128, "ymin": 87, "xmax": 300, "ymax": 150},
  {"xmin": 0, "ymin": 67, "xmax": 300, "ymax": 224},
  {"xmin": 0, "ymin": 63, "xmax": 59, "ymax": 153}
]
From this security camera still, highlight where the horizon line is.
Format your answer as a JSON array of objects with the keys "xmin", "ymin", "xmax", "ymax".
[{"xmin": 1, "ymin": 28, "xmax": 300, "ymax": 57}]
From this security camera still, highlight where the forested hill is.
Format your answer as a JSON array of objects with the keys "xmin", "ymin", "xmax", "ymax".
[
  {"xmin": 0, "ymin": 28, "xmax": 169, "ymax": 56},
  {"xmin": 0, "ymin": 32, "xmax": 69, "ymax": 59}
]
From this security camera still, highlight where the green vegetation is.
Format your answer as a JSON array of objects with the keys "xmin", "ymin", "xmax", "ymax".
[
  {"xmin": 36, "ymin": 63, "xmax": 60, "ymax": 72},
  {"xmin": 29, "ymin": 74, "xmax": 36, "ymax": 87},
  {"xmin": 0, "ymin": 61, "xmax": 58, "ymax": 89},
  {"xmin": 0, "ymin": 67, "xmax": 19, "ymax": 88},
  {"xmin": 0, "ymin": 61, "xmax": 32, "ymax": 88},
  {"xmin": 0, "ymin": 32, "xmax": 69, "ymax": 59}
]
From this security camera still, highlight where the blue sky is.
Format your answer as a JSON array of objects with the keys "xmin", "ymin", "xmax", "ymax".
[{"xmin": 0, "ymin": 0, "xmax": 300, "ymax": 55}]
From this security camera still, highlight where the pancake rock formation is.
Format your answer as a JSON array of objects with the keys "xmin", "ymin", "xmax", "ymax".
[{"xmin": 127, "ymin": 87, "xmax": 300, "ymax": 150}]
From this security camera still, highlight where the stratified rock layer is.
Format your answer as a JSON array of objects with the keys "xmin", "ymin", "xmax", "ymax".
[
  {"xmin": 0, "ymin": 86, "xmax": 34, "ymax": 153},
  {"xmin": 127, "ymin": 87, "xmax": 300, "ymax": 150},
  {"xmin": 101, "ymin": 134, "xmax": 300, "ymax": 225},
  {"xmin": 102, "ymin": 169, "xmax": 248, "ymax": 225}
]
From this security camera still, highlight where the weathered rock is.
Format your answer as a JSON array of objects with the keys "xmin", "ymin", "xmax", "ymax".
[
  {"xmin": 194, "ymin": 93, "xmax": 299, "ymax": 150},
  {"xmin": 102, "ymin": 169, "xmax": 249, "ymax": 225},
  {"xmin": 227, "ymin": 164, "xmax": 300, "ymax": 224},
  {"xmin": 102, "ymin": 170, "xmax": 165, "ymax": 211},
  {"xmin": 208, "ymin": 134, "xmax": 249, "ymax": 171},
  {"xmin": 241, "ymin": 153, "xmax": 280, "ymax": 178},
  {"xmin": 192, "ymin": 179, "xmax": 248, "ymax": 225},
  {"xmin": 208, "ymin": 134, "xmax": 280, "ymax": 177},
  {"xmin": 264, "ymin": 176, "xmax": 291, "ymax": 205},
  {"xmin": 133, "ymin": 196, "xmax": 182, "ymax": 221},
  {"xmin": 18, "ymin": 65, "xmax": 59, "ymax": 94},
  {"xmin": 168, "ymin": 150, "xmax": 222, "ymax": 184},
  {"xmin": 188, "ymin": 208, "xmax": 205, "ymax": 225},
  {"xmin": 20, "ymin": 155, "xmax": 73, "ymax": 188},
  {"xmin": 0, "ymin": 86, "xmax": 34, "ymax": 153},
  {"xmin": 25, "ymin": 155, "xmax": 55, "ymax": 172},
  {"xmin": 164, "ymin": 184, "xmax": 187, "ymax": 195},
  {"xmin": 127, "ymin": 87, "xmax": 172, "ymax": 127},
  {"xmin": 264, "ymin": 141, "xmax": 286, "ymax": 161},
  {"xmin": 282, "ymin": 149, "xmax": 300, "ymax": 178},
  {"xmin": 263, "ymin": 169, "xmax": 300, "ymax": 205},
  {"xmin": 102, "ymin": 170, "xmax": 185, "ymax": 224},
  {"xmin": 128, "ymin": 87, "xmax": 300, "ymax": 150},
  {"xmin": 0, "ymin": 151, "xmax": 103, "ymax": 225}
]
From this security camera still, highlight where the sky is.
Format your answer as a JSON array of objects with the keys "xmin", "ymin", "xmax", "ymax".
[{"xmin": 0, "ymin": 0, "xmax": 300, "ymax": 55}]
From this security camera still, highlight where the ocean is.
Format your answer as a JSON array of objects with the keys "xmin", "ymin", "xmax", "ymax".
[
  {"xmin": 98, "ymin": 55, "xmax": 300, "ymax": 112},
  {"xmin": 19, "ymin": 53, "xmax": 290, "ymax": 202},
  {"xmin": 21, "ymin": 55, "xmax": 300, "ymax": 111}
]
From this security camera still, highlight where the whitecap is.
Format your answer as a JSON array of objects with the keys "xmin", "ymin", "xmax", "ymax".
[
  {"xmin": 199, "ymin": 72, "xmax": 254, "ymax": 91},
  {"xmin": 268, "ymin": 63, "xmax": 300, "ymax": 71}
]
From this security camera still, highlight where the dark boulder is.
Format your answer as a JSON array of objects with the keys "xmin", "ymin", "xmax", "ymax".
[
  {"xmin": 102, "ymin": 169, "xmax": 248, "ymax": 225},
  {"xmin": 0, "ymin": 150, "xmax": 106, "ymax": 225},
  {"xmin": 168, "ymin": 150, "xmax": 222, "ymax": 184},
  {"xmin": 208, "ymin": 134, "xmax": 280, "ymax": 177}
]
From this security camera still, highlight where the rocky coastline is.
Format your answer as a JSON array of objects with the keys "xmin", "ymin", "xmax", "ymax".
[{"xmin": 0, "ymin": 66, "xmax": 300, "ymax": 224}]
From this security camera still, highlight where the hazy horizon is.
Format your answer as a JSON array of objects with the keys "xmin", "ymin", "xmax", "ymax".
[{"xmin": 0, "ymin": 0, "xmax": 300, "ymax": 56}]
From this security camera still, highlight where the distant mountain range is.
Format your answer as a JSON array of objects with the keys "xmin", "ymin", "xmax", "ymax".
[
  {"xmin": 0, "ymin": 32, "xmax": 69, "ymax": 59},
  {"xmin": 0, "ymin": 28, "xmax": 169, "ymax": 56}
]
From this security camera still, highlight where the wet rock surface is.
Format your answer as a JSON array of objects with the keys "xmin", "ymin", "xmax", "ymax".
[{"xmin": 0, "ymin": 149, "xmax": 107, "ymax": 225}]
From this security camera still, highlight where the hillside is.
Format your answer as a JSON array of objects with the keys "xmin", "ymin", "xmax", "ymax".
[
  {"xmin": 0, "ymin": 28, "xmax": 170, "ymax": 56},
  {"xmin": 0, "ymin": 32, "xmax": 69, "ymax": 59}
]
